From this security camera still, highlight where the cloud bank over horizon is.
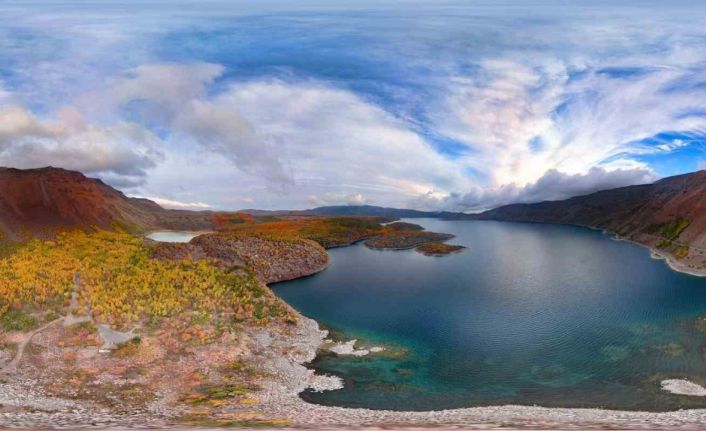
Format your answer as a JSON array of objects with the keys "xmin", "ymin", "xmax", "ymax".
[{"xmin": 1, "ymin": 1, "xmax": 706, "ymax": 212}]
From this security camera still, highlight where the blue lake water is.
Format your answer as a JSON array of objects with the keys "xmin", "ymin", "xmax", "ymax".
[{"xmin": 272, "ymin": 219, "xmax": 706, "ymax": 411}]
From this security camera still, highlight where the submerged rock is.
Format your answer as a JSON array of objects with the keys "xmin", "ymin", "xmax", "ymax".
[
  {"xmin": 326, "ymin": 339, "xmax": 385, "ymax": 357},
  {"xmin": 661, "ymin": 379, "xmax": 706, "ymax": 396}
]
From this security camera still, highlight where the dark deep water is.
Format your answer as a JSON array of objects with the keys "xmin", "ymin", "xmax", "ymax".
[{"xmin": 272, "ymin": 219, "xmax": 706, "ymax": 411}]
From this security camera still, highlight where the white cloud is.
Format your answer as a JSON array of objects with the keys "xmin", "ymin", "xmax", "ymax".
[
  {"xmin": 12, "ymin": 57, "xmax": 693, "ymax": 211},
  {"xmin": 83, "ymin": 63, "xmax": 292, "ymax": 186},
  {"xmin": 437, "ymin": 58, "xmax": 706, "ymax": 191},
  {"xmin": 432, "ymin": 35, "xmax": 706, "ymax": 205},
  {"xmin": 135, "ymin": 196, "xmax": 212, "ymax": 210},
  {"xmin": 412, "ymin": 167, "xmax": 657, "ymax": 212},
  {"xmin": 655, "ymin": 139, "xmax": 687, "ymax": 152},
  {"xmin": 3, "ymin": 4, "xmax": 706, "ymax": 212},
  {"xmin": 75, "ymin": 71, "xmax": 469, "ymax": 210},
  {"xmin": 84, "ymin": 63, "xmax": 224, "ymax": 121},
  {"xmin": 175, "ymin": 99, "xmax": 291, "ymax": 185},
  {"xmin": 438, "ymin": 59, "xmax": 568, "ymax": 186},
  {"xmin": 309, "ymin": 192, "xmax": 368, "ymax": 207},
  {"xmin": 0, "ymin": 106, "xmax": 161, "ymax": 180},
  {"xmin": 213, "ymin": 80, "xmax": 470, "ymax": 205}
]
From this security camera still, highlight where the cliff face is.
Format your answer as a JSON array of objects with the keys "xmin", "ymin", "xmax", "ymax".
[
  {"xmin": 0, "ymin": 167, "xmax": 213, "ymax": 239},
  {"xmin": 477, "ymin": 171, "xmax": 706, "ymax": 271},
  {"xmin": 150, "ymin": 234, "xmax": 329, "ymax": 284}
]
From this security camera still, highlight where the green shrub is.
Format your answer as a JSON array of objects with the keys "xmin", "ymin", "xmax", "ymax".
[{"xmin": 1, "ymin": 308, "xmax": 37, "ymax": 331}]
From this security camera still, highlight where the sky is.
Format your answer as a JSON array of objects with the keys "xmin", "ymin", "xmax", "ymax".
[{"xmin": 1, "ymin": 1, "xmax": 706, "ymax": 212}]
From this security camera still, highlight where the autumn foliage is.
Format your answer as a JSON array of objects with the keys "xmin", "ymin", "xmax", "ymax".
[
  {"xmin": 0, "ymin": 231, "xmax": 289, "ymax": 328},
  {"xmin": 222, "ymin": 216, "xmax": 386, "ymax": 248}
]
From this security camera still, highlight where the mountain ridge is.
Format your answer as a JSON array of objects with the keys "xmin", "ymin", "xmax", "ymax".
[
  {"xmin": 4, "ymin": 166, "xmax": 706, "ymax": 275},
  {"xmin": 242, "ymin": 204, "xmax": 444, "ymax": 219},
  {"xmin": 473, "ymin": 170, "xmax": 706, "ymax": 274},
  {"xmin": 0, "ymin": 166, "xmax": 213, "ymax": 240}
]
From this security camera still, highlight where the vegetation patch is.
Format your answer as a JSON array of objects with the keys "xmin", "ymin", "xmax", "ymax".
[
  {"xmin": 110, "ymin": 336, "xmax": 141, "ymax": 358},
  {"xmin": 0, "ymin": 230, "xmax": 291, "ymax": 328},
  {"xmin": 648, "ymin": 219, "xmax": 690, "ymax": 249},
  {"xmin": 365, "ymin": 231, "xmax": 454, "ymax": 250},
  {"xmin": 0, "ymin": 308, "xmax": 38, "ymax": 332},
  {"xmin": 222, "ymin": 360, "xmax": 269, "ymax": 379},
  {"xmin": 218, "ymin": 216, "xmax": 386, "ymax": 248},
  {"xmin": 212, "ymin": 212, "xmax": 255, "ymax": 230},
  {"xmin": 386, "ymin": 222, "xmax": 424, "ymax": 231},
  {"xmin": 181, "ymin": 383, "xmax": 259, "ymax": 407},
  {"xmin": 415, "ymin": 242, "xmax": 466, "ymax": 256},
  {"xmin": 0, "ymin": 233, "xmax": 23, "ymax": 259},
  {"xmin": 58, "ymin": 321, "xmax": 102, "ymax": 348},
  {"xmin": 675, "ymin": 245, "xmax": 690, "ymax": 259}
]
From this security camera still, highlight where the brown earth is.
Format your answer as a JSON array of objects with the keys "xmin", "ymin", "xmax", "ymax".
[
  {"xmin": 0, "ymin": 167, "xmax": 213, "ymax": 240},
  {"xmin": 0, "ymin": 302, "xmax": 310, "ymax": 428}
]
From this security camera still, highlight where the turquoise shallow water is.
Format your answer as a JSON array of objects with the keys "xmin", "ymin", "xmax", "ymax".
[{"xmin": 272, "ymin": 219, "xmax": 706, "ymax": 411}]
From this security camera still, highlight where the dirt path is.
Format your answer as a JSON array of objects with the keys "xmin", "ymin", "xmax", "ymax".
[
  {"xmin": 0, "ymin": 316, "xmax": 63, "ymax": 374},
  {"xmin": 0, "ymin": 272, "xmax": 84, "ymax": 374}
]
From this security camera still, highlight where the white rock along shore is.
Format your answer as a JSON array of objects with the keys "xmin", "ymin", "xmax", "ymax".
[
  {"xmin": 661, "ymin": 379, "xmax": 706, "ymax": 397},
  {"xmin": 4, "ymin": 304, "xmax": 706, "ymax": 429},
  {"xmin": 247, "ymin": 316, "xmax": 706, "ymax": 430}
]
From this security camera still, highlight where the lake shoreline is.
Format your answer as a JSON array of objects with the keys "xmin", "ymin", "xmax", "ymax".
[
  {"xmin": 482, "ymin": 219, "xmax": 706, "ymax": 278},
  {"xmin": 578, "ymin": 222, "xmax": 706, "ymax": 278},
  {"xmin": 254, "ymin": 314, "xmax": 706, "ymax": 429},
  {"xmin": 5, "ymin": 222, "xmax": 706, "ymax": 428},
  {"xmin": 581, "ymin": 225, "xmax": 706, "ymax": 278},
  {"xmin": 259, "ymin": 219, "xmax": 706, "ymax": 428}
]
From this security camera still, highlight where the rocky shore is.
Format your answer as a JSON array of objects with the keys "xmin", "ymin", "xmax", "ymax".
[
  {"xmin": 596, "ymin": 227, "xmax": 706, "ymax": 277},
  {"xmin": 649, "ymin": 247, "xmax": 706, "ymax": 277},
  {"xmin": 6, "ymin": 309, "xmax": 706, "ymax": 429},
  {"xmin": 248, "ymin": 315, "xmax": 706, "ymax": 430}
]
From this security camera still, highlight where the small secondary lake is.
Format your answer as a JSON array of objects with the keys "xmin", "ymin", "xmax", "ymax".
[
  {"xmin": 273, "ymin": 219, "xmax": 706, "ymax": 411},
  {"xmin": 146, "ymin": 231, "xmax": 206, "ymax": 243}
]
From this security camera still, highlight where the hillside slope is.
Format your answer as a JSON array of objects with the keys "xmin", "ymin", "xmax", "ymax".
[
  {"xmin": 0, "ymin": 167, "xmax": 213, "ymax": 239},
  {"xmin": 476, "ymin": 170, "xmax": 706, "ymax": 273}
]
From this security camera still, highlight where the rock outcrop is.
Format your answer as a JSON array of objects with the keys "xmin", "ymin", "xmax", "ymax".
[{"xmin": 151, "ymin": 234, "xmax": 329, "ymax": 284}]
